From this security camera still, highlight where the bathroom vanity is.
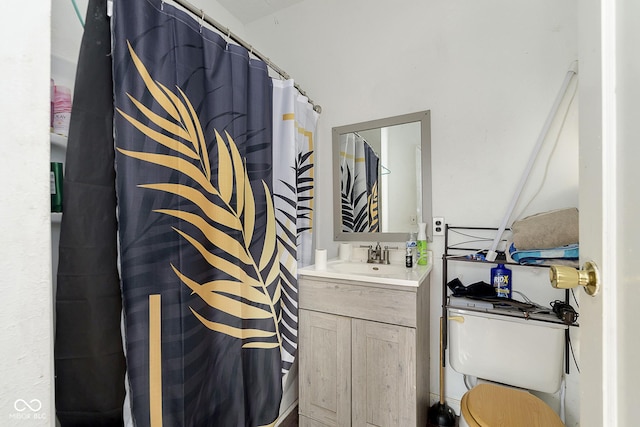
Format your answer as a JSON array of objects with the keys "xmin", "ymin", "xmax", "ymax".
[{"xmin": 298, "ymin": 260, "xmax": 431, "ymax": 427}]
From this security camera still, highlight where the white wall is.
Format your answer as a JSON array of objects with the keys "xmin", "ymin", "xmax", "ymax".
[
  {"xmin": 243, "ymin": 1, "xmax": 579, "ymax": 425},
  {"xmin": 0, "ymin": 0, "xmax": 53, "ymax": 425},
  {"xmin": 243, "ymin": 0, "xmax": 578, "ymax": 251}
]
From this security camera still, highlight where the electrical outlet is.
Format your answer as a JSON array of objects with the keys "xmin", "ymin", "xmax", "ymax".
[{"xmin": 433, "ymin": 217, "xmax": 445, "ymax": 236}]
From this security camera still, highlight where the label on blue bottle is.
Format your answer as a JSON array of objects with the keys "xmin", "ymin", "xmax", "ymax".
[{"xmin": 493, "ymin": 274, "xmax": 511, "ymax": 298}]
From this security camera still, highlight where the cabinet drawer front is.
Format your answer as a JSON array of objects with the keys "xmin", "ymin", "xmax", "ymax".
[{"xmin": 299, "ymin": 278, "xmax": 417, "ymax": 327}]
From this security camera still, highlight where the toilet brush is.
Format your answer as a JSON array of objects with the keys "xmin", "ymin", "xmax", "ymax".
[{"xmin": 427, "ymin": 317, "xmax": 456, "ymax": 427}]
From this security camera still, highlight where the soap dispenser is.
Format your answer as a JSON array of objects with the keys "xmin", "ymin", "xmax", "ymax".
[{"xmin": 417, "ymin": 222, "xmax": 428, "ymax": 265}]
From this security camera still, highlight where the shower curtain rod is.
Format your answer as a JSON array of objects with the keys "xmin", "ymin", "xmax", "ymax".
[{"xmin": 169, "ymin": 0, "xmax": 322, "ymax": 113}]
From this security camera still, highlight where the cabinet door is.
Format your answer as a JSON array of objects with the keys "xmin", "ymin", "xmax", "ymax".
[
  {"xmin": 299, "ymin": 310, "xmax": 352, "ymax": 426},
  {"xmin": 352, "ymin": 319, "xmax": 416, "ymax": 427}
]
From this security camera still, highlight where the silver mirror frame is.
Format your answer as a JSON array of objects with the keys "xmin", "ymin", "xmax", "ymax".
[{"xmin": 332, "ymin": 110, "xmax": 432, "ymax": 242}]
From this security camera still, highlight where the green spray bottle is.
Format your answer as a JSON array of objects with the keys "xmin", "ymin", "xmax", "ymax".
[{"xmin": 417, "ymin": 222, "xmax": 428, "ymax": 265}]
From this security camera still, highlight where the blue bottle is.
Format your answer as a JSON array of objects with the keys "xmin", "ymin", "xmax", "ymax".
[{"xmin": 491, "ymin": 264, "xmax": 512, "ymax": 298}]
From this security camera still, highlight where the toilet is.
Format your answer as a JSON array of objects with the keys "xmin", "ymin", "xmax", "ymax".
[{"xmin": 448, "ymin": 308, "xmax": 568, "ymax": 427}]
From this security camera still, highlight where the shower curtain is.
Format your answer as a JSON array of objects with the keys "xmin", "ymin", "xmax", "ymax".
[
  {"xmin": 54, "ymin": 0, "xmax": 127, "ymax": 425},
  {"xmin": 339, "ymin": 133, "xmax": 379, "ymax": 233},
  {"xmin": 271, "ymin": 80, "xmax": 317, "ymax": 414},
  {"xmin": 110, "ymin": 0, "xmax": 317, "ymax": 425},
  {"xmin": 55, "ymin": 1, "xmax": 317, "ymax": 424}
]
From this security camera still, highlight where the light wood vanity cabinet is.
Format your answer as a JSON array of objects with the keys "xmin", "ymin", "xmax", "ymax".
[{"xmin": 298, "ymin": 275, "xmax": 430, "ymax": 427}]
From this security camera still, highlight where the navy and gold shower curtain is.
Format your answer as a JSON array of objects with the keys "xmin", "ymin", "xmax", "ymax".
[{"xmin": 111, "ymin": 0, "xmax": 311, "ymax": 425}]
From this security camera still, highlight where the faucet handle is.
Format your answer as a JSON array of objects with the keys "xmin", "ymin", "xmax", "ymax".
[{"xmin": 381, "ymin": 247, "xmax": 389, "ymax": 264}]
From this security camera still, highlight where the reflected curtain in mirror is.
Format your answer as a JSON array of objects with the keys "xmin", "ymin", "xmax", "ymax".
[{"xmin": 339, "ymin": 132, "xmax": 380, "ymax": 233}]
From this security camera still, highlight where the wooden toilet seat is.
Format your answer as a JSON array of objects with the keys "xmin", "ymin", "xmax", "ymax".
[{"xmin": 460, "ymin": 383, "xmax": 565, "ymax": 427}]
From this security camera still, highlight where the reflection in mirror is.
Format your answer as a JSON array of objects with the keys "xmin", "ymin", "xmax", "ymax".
[{"xmin": 333, "ymin": 111, "xmax": 432, "ymax": 242}]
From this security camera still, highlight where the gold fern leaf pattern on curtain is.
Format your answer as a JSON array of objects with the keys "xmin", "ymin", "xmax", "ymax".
[
  {"xmin": 116, "ymin": 40, "xmax": 282, "ymax": 351},
  {"xmin": 368, "ymin": 181, "xmax": 379, "ymax": 232}
]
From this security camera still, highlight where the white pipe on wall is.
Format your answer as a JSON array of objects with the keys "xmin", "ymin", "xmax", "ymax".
[{"xmin": 486, "ymin": 61, "xmax": 579, "ymax": 262}]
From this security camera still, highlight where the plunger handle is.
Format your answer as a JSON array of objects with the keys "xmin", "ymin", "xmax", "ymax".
[{"xmin": 439, "ymin": 316, "xmax": 445, "ymax": 405}]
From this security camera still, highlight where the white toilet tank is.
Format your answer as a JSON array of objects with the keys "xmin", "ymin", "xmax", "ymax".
[{"xmin": 448, "ymin": 308, "xmax": 567, "ymax": 394}]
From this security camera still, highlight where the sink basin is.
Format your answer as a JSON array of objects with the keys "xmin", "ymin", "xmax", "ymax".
[
  {"xmin": 299, "ymin": 259, "xmax": 431, "ymax": 287},
  {"xmin": 330, "ymin": 262, "xmax": 409, "ymax": 276}
]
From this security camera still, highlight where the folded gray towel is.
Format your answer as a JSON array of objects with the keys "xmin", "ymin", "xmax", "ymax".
[{"xmin": 512, "ymin": 208, "xmax": 579, "ymax": 250}]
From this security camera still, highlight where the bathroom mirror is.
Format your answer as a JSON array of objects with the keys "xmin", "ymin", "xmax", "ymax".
[{"xmin": 333, "ymin": 110, "xmax": 432, "ymax": 242}]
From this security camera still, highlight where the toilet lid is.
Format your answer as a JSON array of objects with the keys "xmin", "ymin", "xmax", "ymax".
[{"xmin": 461, "ymin": 383, "xmax": 565, "ymax": 427}]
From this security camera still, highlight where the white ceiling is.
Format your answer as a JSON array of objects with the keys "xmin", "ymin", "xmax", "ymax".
[{"xmin": 216, "ymin": 0, "xmax": 304, "ymax": 24}]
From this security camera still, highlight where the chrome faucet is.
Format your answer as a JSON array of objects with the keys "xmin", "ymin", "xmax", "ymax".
[
  {"xmin": 367, "ymin": 242, "xmax": 390, "ymax": 264},
  {"xmin": 367, "ymin": 243, "xmax": 380, "ymax": 263}
]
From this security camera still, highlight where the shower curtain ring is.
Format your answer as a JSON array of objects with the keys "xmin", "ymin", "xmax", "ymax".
[
  {"xmin": 199, "ymin": 10, "xmax": 204, "ymax": 33},
  {"xmin": 160, "ymin": 0, "xmax": 164, "ymax": 11},
  {"xmin": 225, "ymin": 28, "xmax": 231, "ymax": 49}
]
